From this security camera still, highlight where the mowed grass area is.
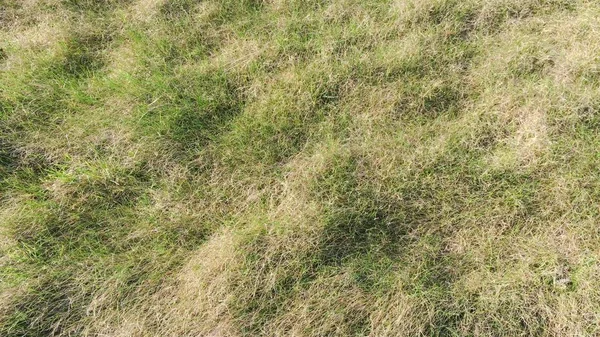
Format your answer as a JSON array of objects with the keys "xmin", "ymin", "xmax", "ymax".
[{"xmin": 2, "ymin": 0, "xmax": 600, "ymax": 335}]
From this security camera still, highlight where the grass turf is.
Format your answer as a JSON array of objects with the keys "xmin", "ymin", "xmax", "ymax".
[{"xmin": 2, "ymin": 0, "xmax": 600, "ymax": 336}]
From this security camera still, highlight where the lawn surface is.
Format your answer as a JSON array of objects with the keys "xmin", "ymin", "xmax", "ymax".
[{"xmin": 2, "ymin": 0, "xmax": 600, "ymax": 336}]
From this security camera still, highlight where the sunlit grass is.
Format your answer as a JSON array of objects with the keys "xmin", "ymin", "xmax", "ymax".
[{"xmin": 2, "ymin": 0, "xmax": 600, "ymax": 336}]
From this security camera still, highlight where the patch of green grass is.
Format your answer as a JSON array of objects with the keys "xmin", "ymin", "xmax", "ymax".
[
  {"xmin": 63, "ymin": 0, "xmax": 133, "ymax": 13},
  {"xmin": 136, "ymin": 68, "xmax": 245, "ymax": 153}
]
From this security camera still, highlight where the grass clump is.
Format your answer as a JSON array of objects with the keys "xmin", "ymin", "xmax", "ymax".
[{"xmin": 3, "ymin": 0, "xmax": 600, "ymax": 336}]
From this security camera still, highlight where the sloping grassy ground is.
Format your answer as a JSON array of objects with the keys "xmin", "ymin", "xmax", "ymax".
[{"xmin": 2, "ymin": 0, "xmax": 600, "ymax": 335}]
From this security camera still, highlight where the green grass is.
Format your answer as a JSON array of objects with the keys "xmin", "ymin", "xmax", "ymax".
[{"xmin": 2, "ymin": 0, "xmax": 600, "ymax": 336}]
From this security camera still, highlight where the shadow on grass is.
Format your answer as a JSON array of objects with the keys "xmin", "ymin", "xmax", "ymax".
[{"xmin": 0, "ymin": 139, "xmax": 17, "ymax": 182}]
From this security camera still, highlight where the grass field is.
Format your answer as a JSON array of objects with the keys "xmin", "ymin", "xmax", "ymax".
[{"xmin": 2, "ymin": 0, "xmax": 600, "ymax": 336}]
